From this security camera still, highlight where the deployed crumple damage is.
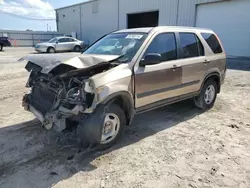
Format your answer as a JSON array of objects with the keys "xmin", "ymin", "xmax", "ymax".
[
  {"xmin": 19, "ymin": 54, "xmax": 120, "ymax": 74},
  {"xmin": 21, "ymin": 53, "xmax": 121, "ymax": 132}
]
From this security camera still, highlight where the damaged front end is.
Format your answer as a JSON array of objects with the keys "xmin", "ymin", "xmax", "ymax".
[{"xmin": 21, "ymin": 54, "xmax": 119, "ymax": 132}]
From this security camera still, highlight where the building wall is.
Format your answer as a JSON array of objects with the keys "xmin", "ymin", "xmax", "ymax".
[
  {"xmin": 56, "ymin": 5, "xmax": 81, "ymax": 39},
  {"xmin": 56, "ymin": 0, "xmax": 226, "ymax": 44},
  {"xmin": 118, "ymin": 0, "xmax": 178, "ymax": 28},
  {"xmin": 80, "ymin": 0, "xmax": 118, "ymax": 44}
]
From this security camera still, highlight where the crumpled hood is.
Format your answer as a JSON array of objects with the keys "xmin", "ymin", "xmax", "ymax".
[{"xmin": 19, "ymin": 53, "xmax": 120, "ymax": 74}]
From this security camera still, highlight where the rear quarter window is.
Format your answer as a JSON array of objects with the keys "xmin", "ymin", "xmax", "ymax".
[{"xmin": 201, "ymin": 33, "xmax": 223, "ymax": 54}]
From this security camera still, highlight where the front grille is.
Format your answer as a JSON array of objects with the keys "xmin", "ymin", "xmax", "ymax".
[{"xmin": 31, "ymin": 87, "xmax": 56, "ymax": 115}]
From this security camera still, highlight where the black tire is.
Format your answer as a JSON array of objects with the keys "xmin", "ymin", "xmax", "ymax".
[
  {"xmin": 194, "ymin": 79, "xmax": 218, "ymax": 110},
  {"xmin": 77, "ymin": 103, "xmax": 126, "ymax": 150},
  {"xmin": 0, "ymin": 44, "xmax": 3, "ymax": 51},
  {"xmin": 47, "ymin": 47, "xmax": 55, "ymax": 53},
  {"xmin": 74, "ymin": 45, "xmax": 81, "ymax": 52}
]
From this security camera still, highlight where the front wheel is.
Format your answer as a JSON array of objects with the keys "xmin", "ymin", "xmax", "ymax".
[
  {"xmin": 0, "ymin": 44, "xmax": 3, "ymax": 51},
  {"xmin": 74, "ymin": 45, "xmax": 81, "ymax": 52},
  {"xmin": 77, "ymin": 103, "xmax": 125, "ymax": 150},
  {"xmin": 47, "ymin": 47, "xmax": 55, "ymax": 53},
  {"xmin": 194, "ymin": 79, "xmax": 218, "ymax": 110}
]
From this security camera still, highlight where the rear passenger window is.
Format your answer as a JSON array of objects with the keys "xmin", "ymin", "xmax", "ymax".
[
  {"xmin": 179, "ymin": 33, "xmax": 204, "ymax": 58},
  {"xmin": 201, "ymin": 33, "xmax": 223, "ymax": 54},
  {"xmin": 144, "ymin": 33, "xmax": 177, "ymax": 62}
]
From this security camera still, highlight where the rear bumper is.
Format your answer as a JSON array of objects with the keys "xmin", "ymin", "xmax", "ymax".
[{"xmin": 221, "ymin": 70, "xmax": 226, "ymax": 85}]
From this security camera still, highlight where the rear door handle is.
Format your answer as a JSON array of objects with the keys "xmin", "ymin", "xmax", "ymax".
[
  {"xmin": 171, "ymin": 65, "xmax": 182, "ymax": 71},
  {"xmin": 203, "ymin": 60, "xmax": 211, "ymax": 64}
]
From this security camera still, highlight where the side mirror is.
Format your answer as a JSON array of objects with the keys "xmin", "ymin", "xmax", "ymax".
[
  {"xmin": 55, "ymin": 41, "xmax": 59, "ymax": 44},
  {"xmin": 139, "ymin": 53, "xmax": 162, "ymax": 66}
]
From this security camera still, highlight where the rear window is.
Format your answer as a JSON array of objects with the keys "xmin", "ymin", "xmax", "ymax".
[
  {"xmin": 179, "ymin": 33, "xmax": 204, "ymax": 58},
  {"xmin": 201, "ymin": 33, "xmax": 223, "ymax": 54}
]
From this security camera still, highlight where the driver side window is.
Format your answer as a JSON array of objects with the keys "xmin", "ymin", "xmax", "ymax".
[
  {"xmin": 58, "ymin": 38, "xmax": 67, "ymax": 43},
  {"xmin": 144, "ymin": 33, "xmax": 177, "ymax": 62}
]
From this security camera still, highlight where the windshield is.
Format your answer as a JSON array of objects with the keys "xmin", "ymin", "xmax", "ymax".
[
  {"xmin": 48, "ymin": 38, "xmax": 58, "ymax": 43},
  {"xmin": 84, "ymin": 32, "xmax": 148, "ymax": 62}
]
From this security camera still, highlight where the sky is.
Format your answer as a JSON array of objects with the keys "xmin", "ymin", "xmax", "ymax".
[{"xmin": 0, "ymin": 0, "xmax": 87, "ymax": 31}]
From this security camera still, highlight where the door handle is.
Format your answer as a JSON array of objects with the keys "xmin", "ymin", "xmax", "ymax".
[
  {"xmin": 203, "ymin": 60, "xmax": 211, "ymax": 64},
  {"xmin": 171, "ymin": 65, "xmax": 181, "ymax": 71}
]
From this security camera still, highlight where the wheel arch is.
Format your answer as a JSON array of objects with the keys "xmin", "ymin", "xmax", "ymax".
[
  {"xmin": 101, "ymin": 91, "xmax": 135, "ymax": 126},
  {"xmin": 74, "ymin": 45, "xmax": 81, "ymax": 52},
  {"xmin": 200, "ymin": 72, "xmax": 221, "ymax": 94},
  {"xmin": 46, "ymin": 46, "xmax": 55, "ymax": 52}
]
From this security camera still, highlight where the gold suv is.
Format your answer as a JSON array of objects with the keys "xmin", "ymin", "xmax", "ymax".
[{"xmin": 22, "ymin": 26, "xmax": 226, "ymax": 149}]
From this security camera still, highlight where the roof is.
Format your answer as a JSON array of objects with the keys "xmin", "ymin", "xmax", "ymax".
[
  {"xmin": 55, "ymin": 36, "xmax": 75, "ymax": 39},
  {"xmin": 55, "ymin": 0, "xmax": 95, "ymax": 11},
  {"xmin": 114, "ymin": 26, "xmax": 213, "ymax": 34},
  {"xmin": 114, "ymin": 27, "xmax": 154, "ymax": 33}
]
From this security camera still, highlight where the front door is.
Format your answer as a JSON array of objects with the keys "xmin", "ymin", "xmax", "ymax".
[
  {"xmin": 134, "ymin": 32, "xmax": 182, "ymax": 109},
  {"xmin": 55, "ymin": 38, "xmax": 68, "ymax": 51}
]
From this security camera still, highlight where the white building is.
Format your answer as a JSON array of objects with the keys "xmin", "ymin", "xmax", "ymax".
[{"xmin": 56, "ymin": 0, "xmax": 250, "ymax": 57}]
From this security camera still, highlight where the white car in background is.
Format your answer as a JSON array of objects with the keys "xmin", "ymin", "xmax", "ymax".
[{"xmin": 35, "ymin": 37, "xmax": 85, "ymax": 53}]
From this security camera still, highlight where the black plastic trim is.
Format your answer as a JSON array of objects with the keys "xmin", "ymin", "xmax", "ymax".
[{"xmin": 137, "ymin": 80, "xmax": 200, "ymax": 99}]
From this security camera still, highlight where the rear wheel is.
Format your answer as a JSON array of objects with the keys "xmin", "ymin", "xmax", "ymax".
[
  {"xmin": 0, "ymin": 44, "xmax": 3, "ymax": 51},
  {"xmin": 47, "ymin": 47, "xmax": 55, "ymax": 53},
  {"xmin": 194, "ymin": 79, "xmax": 218, "ymax": 110},
  {"xmin": 74, "ymin": 45, "xmax": 81, "ymax": 52},
  {"xmin": 77, "ymin": 103, "xmax": 125, "ymax": 150}
]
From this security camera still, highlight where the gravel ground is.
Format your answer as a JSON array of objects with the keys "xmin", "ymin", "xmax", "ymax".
[{"xmin": 0, "ymin": 48, "xmax": 250, "ymax": 188}]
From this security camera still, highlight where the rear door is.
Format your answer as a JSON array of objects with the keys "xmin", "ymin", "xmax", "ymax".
[
  {"xmin": 67, "ymin": 38, "xmax": 77, "ymax": 50},
  {"xmin": 134, "ymin": 32, "xmax": 182, "ymax": 109},
  {"xmin": 176, "ymin": 32, "xmax": 207, "ymax": 95}
]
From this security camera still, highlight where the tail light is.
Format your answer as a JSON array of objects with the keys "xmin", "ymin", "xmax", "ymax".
[{"xmin": 215, "ymin": 34, "xmax": 226, "ymax": 56}]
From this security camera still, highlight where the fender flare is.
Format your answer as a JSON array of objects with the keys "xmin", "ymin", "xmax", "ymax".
[
  {"xmin": 46, "ymin": 46, "xmax": 55, "ymax": 52},
  {"xmin": 101, "ymin": 91, "xmax": 135, "ymax": 125},
  {"xmin": 199, "ymin": 72, "xmax": 221, "ymax": 94}
]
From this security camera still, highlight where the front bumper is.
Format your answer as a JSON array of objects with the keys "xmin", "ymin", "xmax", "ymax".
[
  {"xmin": 22, "ymin": 94, "xmax": 44, "ymax": 122},
  {"xmin": 22, "ymin": 93, "xmax": 86, "ymax": 131},
  {"xmin": 35, "ymin": 47, "xmax": 47, "ymax": 53}
]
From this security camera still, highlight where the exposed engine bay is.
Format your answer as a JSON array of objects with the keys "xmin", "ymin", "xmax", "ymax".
[{"xmin": 21, "ymin": 54, "xmax": 120, "ymax": 132}]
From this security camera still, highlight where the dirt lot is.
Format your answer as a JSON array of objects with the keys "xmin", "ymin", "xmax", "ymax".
[{"xmin": 0, "ymin": 48, "xmax": 250, "ymax": 188}]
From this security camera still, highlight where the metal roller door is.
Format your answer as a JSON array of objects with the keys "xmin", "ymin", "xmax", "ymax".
[{"xmin": 196, "ymin": 0, "xmax": 250, "ymax": 57}]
